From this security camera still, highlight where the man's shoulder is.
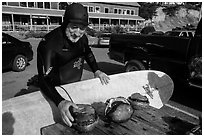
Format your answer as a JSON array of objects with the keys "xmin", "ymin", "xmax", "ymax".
[
  {"xmin": 44, "ymin": 27, "xmax": 65, "ymax": 48},
  {"xmin": 44, "ymin": 27, "xmax": 63, "ymax": 41},
  {"xmin": 81, "ymin": 34, "xmax": 88, "ymax": 43}
]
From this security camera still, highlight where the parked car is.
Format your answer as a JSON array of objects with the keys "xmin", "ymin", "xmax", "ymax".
[
  {"xmin": 149, "ymin": 31, "xmax": 164, "ymax": 35},
  {"xmin": 97, "ymin": 33, "xmax": 111, "ymax": 47},
  {"xmin": 126, "ymin": 31, "xmax": 140, "ymax": 35},
  {"xmin": 108, "ymin": 19, "xmax": 202, "ymax": 88},
  {"xmin": 2, "ymin": 33, "xmax": 33, "ymax": 72},
  {"xmin": 164, "ymin": 30, "xmax": 195, "ymax": 38}
]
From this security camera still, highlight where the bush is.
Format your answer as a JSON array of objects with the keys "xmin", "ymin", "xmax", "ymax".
[
  {"xmin": 162, "ymin": 5, "xmax": 180, "ymax": 17},
  {"xmin": 184, "ymin": 2, "xmax": 202, "ymax": 11},
  {"xmin": 102, "ymin": 25, "xmax": 128, "ymax": 34},
  {"xmin": 86, "ymin": 27, "xmax": 97, "ymax": 37},
  {"xmin": 24, "ymin": 31, "xmax": 47, "ymax": 39}
]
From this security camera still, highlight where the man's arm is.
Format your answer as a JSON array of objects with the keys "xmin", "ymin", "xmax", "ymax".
[
  {"xmin": 37, "ymin": 40, "xmax": 64, "ymax": 106},
  {"xmin": 37, "ymin": 40, "xmax": 78, "ymax": 127},
  {"xmin": 83, "ymin": 37, "xmax": 110, "ymax": 84}
]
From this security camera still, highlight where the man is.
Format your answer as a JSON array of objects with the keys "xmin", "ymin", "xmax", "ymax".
[{"xmin": 37, "ymin": 3, "xmax": 110, "ymax": 127}]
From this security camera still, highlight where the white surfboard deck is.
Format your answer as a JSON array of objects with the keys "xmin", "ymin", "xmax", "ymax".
[{"xmin": 57, "ymin": 70, "xmax": 173, "ymax": 109}]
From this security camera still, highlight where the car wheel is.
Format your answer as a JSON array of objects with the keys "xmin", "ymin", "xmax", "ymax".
[
  {"xmin": 12, "ymin": 55, "xmax": 28, "ymax": 72},
  {"xmin": 125, "ymin": 60, "xmax": 146, "ymax": 72}
]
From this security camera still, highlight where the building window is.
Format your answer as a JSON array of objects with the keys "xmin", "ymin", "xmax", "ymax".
[
  {"xmin": 114, "ymin": 8, "xmax": 118, "ymax": 14},
  {"xmin": 8, "ymin": 2, "xmax": 19, "ymax": 6},
  {"xmin": 123, "ymin": 9, "xmax": 127, "ymax": 15},
  {"xmin": 28, "ymin": 2, "xmax": 35, "ymax": 8},
  {"xmin": 45, "ymin": 2, "xmax": 50, "ymax": 9},
  {"xmin": 95, "ymin": 6, "xmax": 100, "ymax": 13},
  {"xmin": 51, "ymin": 2, "xmax": 58, "ymax": 9},
  {"xmin": 118, "ymin": 9, "xmax": 122, "ymax": 14},
  {"xmin": 2, "ymin": 15, "xmax": 11, "ymax": 25},
  {"xmin": 89, "ymin": 6, "xmax": 94, "ymax": 12},
  {"xmin": 2, "ymin": 2, "xmax": 8, "ymax": 6},
  {"xmin": 127, "ymin": 9, "xmax": 130, "ymax": 15},
  {"xmin": 84, "ymin": 5, "xmax": 88, "ymax": 12},
  {"xmin": 20, "ymin": 2, "xmax": 27, "ymax": 7},
  {"xmin": 104, "ymin": 7, "xmax": 109, "ymax": 13},
  {"xmin": 37, "ymin": 2, "xmax": 43, "ymax": 8},
  {"xmin": 135, "ymin": 8, "xmax": 139, "ymax": 15},
  {"xmin": 131, "ymin": 10, "xmax": 135, "ymax": 15},
  {"xmin": 59, "ymin": 2, "xmax": 68, "ymax": 10}
]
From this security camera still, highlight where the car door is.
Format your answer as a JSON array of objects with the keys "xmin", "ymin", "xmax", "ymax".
[
  {"xmin": 187, "ymin": 36, "xmax": 202, "ymax": 88},
  {"xmin": 187, "ymin": 19, "xmax": 202, "ymax": 88},
  {"xmin": 2, "ymin": 33, "xmax": 17, "ymax": 69}
]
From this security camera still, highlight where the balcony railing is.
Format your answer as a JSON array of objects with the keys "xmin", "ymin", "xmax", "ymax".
[
  {"xmin": 2, "ymin": 24, "xmax": 139, "ymax": 32},
  {"xmin": 2, "ymin": 24, "xmax": 60, "ymax": 32}
]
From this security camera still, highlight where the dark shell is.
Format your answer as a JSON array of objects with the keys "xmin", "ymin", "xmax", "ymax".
[
  {"xmin": 70, "ymin": 104, "xmax": 98, "ymax": 132},
  {"xmin": 105, "ymin": 98, "xmax": 134, "ymax": 123}
]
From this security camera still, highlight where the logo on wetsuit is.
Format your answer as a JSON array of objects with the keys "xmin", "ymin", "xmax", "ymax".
[{"xmin": 73, "ymin": 58, "xmax": 82, "ymax": 69}]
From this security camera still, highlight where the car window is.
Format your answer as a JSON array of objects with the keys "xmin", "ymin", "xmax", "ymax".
[
  {"xmin": 165, "ymin": 31, "xmax": 180, "ymax": 36},
  {"xmin": 101, "ymin": 33, "xmax": 111, "ymax": 37},
  {"xmin": 188, "ymin": 32, "xmax": 193, "ymax": 37},
  {"xmin": 182, "ymin": 32, "xmax": 187, "ymax": 37}
]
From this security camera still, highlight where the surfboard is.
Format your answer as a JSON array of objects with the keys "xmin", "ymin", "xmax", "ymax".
[{"xmin": 56, "ymin": 70, "xmax": 174, "ymax": 109}]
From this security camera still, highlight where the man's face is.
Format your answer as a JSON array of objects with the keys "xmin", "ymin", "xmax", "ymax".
[{"xmin": 66, "ymin": 23, "xmax": 86, "ymax": 43}]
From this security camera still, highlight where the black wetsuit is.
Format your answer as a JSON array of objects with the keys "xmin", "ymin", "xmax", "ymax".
[{"xmin": 37, "ymin": 26, "xmax": 98, "ymax": 106}]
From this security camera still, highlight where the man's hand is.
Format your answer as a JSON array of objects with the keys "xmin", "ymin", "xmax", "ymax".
[
  {"xmin": 94, "ymin": 70, "xmax": 110, "ymax": 85},
  {"xmin": 58, "ymin": 100, "xmax": 78, "ymax": 127}
]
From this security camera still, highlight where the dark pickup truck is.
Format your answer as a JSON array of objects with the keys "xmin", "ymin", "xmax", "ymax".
[{"xmin": 108, "ymin": 19, "xmax": 202, "ymax": 89}]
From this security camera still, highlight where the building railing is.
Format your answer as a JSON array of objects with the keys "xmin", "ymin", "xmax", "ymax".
[
  {"xmin": 2, "ymin": 24, "xmax": 60, "ymax": 32},
  {"xmin": 2, "ymin": 24, "xmax": 139, "ymax": 32}
]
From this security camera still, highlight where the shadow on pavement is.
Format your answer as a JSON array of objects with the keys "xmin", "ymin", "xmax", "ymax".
[
  {"xmin": 14, "ymin": 75, "xmax": 40, "ymax": 97},
  {"xmin": 14, "ymin": 86, "xmax": 40, "ymax": 97},
  {"xmin": 2, "ymin": 112, "xmax": 15, "ymax": 135}
]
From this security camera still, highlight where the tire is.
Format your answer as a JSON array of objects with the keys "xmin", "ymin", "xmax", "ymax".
[
  {"xmin": 125, "ymin": 60, "xmax": 146, "ymax": 72},
  {"xmin": 12, "ymin": 55, "xmax": 28, "ymax": 72}
]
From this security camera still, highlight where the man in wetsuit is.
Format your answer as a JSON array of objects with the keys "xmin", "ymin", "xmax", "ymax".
[{"xmin": 37, "ymin": 3, "xmax": 110, "ymax": 127}]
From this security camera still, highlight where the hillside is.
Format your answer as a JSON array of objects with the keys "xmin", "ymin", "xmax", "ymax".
[{"xmin": 147, "ymin": 7, "xmax": 201, "ymax": 32}]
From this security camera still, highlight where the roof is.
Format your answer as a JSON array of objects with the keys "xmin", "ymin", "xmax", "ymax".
[
  {"xmin": 93, "ymin": 2, "xmax": 140, "ymax": 7},
  {"xmin": 112, "ymin": 2, "xmax": 141, "ymax": 7},
  {"xmin": 89, "ymin": 12, "xmax": 145, "ymax": 20}
]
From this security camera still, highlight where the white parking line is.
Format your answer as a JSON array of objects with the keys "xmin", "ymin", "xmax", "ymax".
[{"xmin": 165, "ymin": 104, "xmax": 199, "ymax": 119}]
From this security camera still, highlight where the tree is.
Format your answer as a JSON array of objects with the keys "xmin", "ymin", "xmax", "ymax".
[
  {"xmin": 59, "ymin": 2, "xmax": 68, "ymax": 10},
  {"xmin": 138, "ymin": 2, "xmax": 158, "ymax": 20},
  {"xmin": 162, "ymin": 5, "xmax": 180, "ymax": 17},
  {"xmin": 184, "ymin": 2, "xmax": 202, "ymax": 10},
  {"xmin": 162, "ymin": 2, "xmax": 202, "ymax": 17}
]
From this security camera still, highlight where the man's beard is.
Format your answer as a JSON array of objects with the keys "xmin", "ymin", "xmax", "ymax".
[{"xmin": 66, "ymin": 29, "xmax": 84, "ymax": 43}]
